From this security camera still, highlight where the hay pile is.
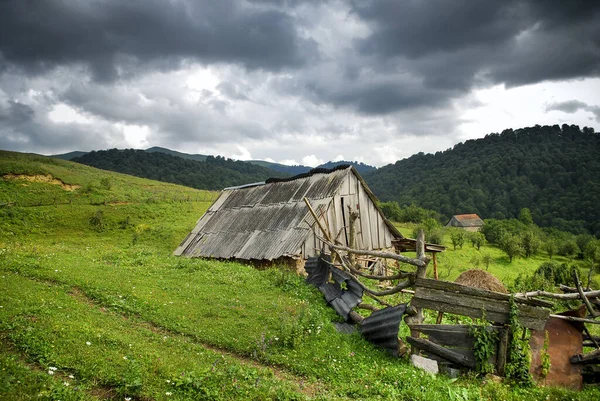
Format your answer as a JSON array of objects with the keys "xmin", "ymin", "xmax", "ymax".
[{"xmin": 454, "ymin": 269, "xmax": 507, "ymax": 294}]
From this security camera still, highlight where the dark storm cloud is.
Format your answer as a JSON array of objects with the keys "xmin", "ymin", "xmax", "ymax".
[
  {"xmin": 546, "ymin": 100, "xmax": 600, "ymax": 122},
  {"xmin": 0, "ymin": 101, "xmax": 35, "ymax": 125},
  {"xmin": 0, "ymin": 0, "xmax": 318, "ymax": 81},
  {"xmin": 332, "ymin": 0, "xmax": 600, "ymax": 114}
]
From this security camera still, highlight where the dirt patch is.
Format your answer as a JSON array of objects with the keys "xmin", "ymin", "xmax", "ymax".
[{"xmin": 2, "ymin": 173, "xmax": 81, "ymax": 191}]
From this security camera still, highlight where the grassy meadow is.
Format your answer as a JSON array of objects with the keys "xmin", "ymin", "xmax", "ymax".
[{"xmin": 1, "ymin": 150, "xmax": 599, "ymax": 400}]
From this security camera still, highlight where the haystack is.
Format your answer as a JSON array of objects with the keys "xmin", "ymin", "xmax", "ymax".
[{"xmin": 454, "ymin": 269, "xmax": 507, "ymax": 294}]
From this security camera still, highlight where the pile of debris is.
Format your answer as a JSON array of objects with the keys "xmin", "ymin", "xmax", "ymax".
[{"xmin": 306, "ymin": 226, "xmax": 600, "ymax": 390}]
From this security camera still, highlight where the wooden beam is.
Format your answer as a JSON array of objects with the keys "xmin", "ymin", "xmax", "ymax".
[
  {"xmin": 406, "ymin": 337, "xmax": 476, "ymax": 369},
  {"xmin": 515, "ymin": 289, "xmax": 600, "ymax": 300},
  {"xmin": 411, "ymin": 289, "xmax": 548, "ymax": 330},
  {"xmin": 550, "ymin": 314, "xmax": 600, "ymax": 325},
  {"xmin": 304, "ymin": 197, "xmax": 332, "ymax": 242},
  {"xmin": 325, "ymin": 240, "xmax": 429, "ymax": 268},
  {"xmin": 570, "ymin": 349, "xmax": 600, "ymax": 364},
  {"xmin": 496, "ymin": 328, "xmax": 509, "ymax": 376},
  {"xmin": 416, "ymin": 278, "xmax": 554, "ymax": 308}
]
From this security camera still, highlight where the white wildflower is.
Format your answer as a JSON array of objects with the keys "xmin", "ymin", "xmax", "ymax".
[
  {"xmin": 86, "ymin": 341, "xmax": 91, "ymax": 346},
  {"xmin": 49, "ymin": 366, "xmax": 57, "ymax": 371},
  {"xmin": 123, "ymin": 356, "xmax": 128, "ymax": 360},
  {"xmin": 166, "ymin": 392, "xmax": 172, "ymax": 396},
  {"xmin": 125, "ymin": 398, "xmax": 132, "ymax": 401},
  {"xmin": 48, "ymin": 370, "xmax": 54, "ymax": 375},
  {"xmin": 68, "ymin": 375, "xmax": 74, "ymax": 379},
  {"xmin": 63, "ymin": 381, "xmax": 69, "ymax": 386}
]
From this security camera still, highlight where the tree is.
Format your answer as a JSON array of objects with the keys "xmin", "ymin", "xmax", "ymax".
[
  {"xmin": 482, "ymin": 253, "xmax": 493, "ymax": 270},
  {"xmin": 521, "ymin": 231, "xmax": 540, "ymax": 258},
  {"xmin": 518, "ymin": 208, "xmax": 534, "ymax": 225},
  {"xmin": 560, "ymin": 240, "xmax": 580, "ymax": 261},
  {"xmin": 469, "ymin": 231, "xmax": 486, "ymax": 250},
  {"xmin": 584, "ymin": 240, "xmax": 600, "ymax": 274},
  {"xmin": 449, "ymin": 228, "xmax": 466, "ymax": 250},
  {"xmin": 379, "ymin": 201, "xmax": 402, "ymax": 221},
  {"xmin": 576, "ymin": 234, "xmax": 594, "ymax": 259},
  {"xmin": 499, "ymin": 234, "xmax": 523, "ymax": 263},
  {"xmin": 542, "ymin": 238, "xmax": 558, "ymax": 260}
]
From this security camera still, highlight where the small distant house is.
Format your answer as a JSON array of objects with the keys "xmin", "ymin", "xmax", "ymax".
[
  {"xmin": 446, "ymin": 214, "xmax": 484, "ymax": 232},
  {"xmin": 174, "ymin": 166, "xmax": 403, "ymax": 269}
]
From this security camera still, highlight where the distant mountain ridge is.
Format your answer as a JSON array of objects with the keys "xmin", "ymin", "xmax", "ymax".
[
  {"xmin": 72, "ymin": 149, "xmax": 287, "ymax": 191},
  {"xmin": 54, "ymin": 147, "xmax": 376, "ymax": 176},
  {"xmin": 363, "ymin": 124, "xmax": 600, "ymax": 236}
]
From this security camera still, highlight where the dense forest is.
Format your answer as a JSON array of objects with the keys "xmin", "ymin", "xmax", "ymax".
[
  {"xmin": 72, "ymin": 149, "xmax": 287, "ymax": 190},
  {"xmin": 364, "ymin": 124, "xmax": 600, "ymax": 236}
]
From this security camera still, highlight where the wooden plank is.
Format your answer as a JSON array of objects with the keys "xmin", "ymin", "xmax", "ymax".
[
  {"xmin": 410, "ymin": 297, "xmax": 547, "ymax": 330},
  {"xmin": 570, "ymin": 349, "xmax": 600, "ymax": 364},
  {"xmin": 415, "ymin": 278, "xmax": 553, "ymax": 308},
  {"xmin": 406, "ymin": 337, "xmax": 476, "ymax": 369},
  {"xmin": 357, "ymin": 184, "xmax": 372, "ymax": 250},
  {"xmin": 496, "ymin": 327, "xmax": 509, "ymax": 376},
  {"xmin": 369, "ymin": 202, "xmax": 379, "ymax": 250},
  {"xmin": 414, "ymin": 288, "xmax": 549, "ymax": 320},
  {"xmin": 410, "ymin": 324, "xmax": 503, "ymax": 348}
]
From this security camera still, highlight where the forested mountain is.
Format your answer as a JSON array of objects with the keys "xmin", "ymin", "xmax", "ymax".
[
  {"xmin": 144, "ymin": 146, "xmax": 207, "ymax": 161},
  {"xmin": 51, "ymin": 151, "xmax": 88, "ymax": 160},
  {"xmin": 364, "ymin": 125, "xmax": 600, "ymax": 236},
  {"xmin": 247, "ymin": 160, "xmax": 310, "ymax": 175},
  {"xmin": 318, "ymin": 161, "xmax": 376, "ymax": 174},
  {"xmin": 249, "ymin": 160, "xmax": 377, "ymax": 175},
  {"xmin": 72, "ymin": 149, "xmax": 287, "ymax": 190}
]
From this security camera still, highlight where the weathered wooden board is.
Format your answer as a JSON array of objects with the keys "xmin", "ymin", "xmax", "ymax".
[
  {"xmin": 411, "ymin": 287, "xmax": 549, "ymax": 330},
  {"xmin": 415, "ymin": 278, "xmax": 553, "ymax": 308},
  {"xmin": 406, "ymin": 337, "xmax": 476, "ymax": 369},
  {"xmin": 409, "ymin": 324, "xmax": 503, "ymax": 348}
]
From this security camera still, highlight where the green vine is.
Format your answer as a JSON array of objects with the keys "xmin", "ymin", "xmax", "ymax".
[
  {"xmin": 469, "ymin": 311, "xmax": 498, "ymax": 375},
  {"xmin": 504, "ymin": 296, "xmax": 534, "ymax": 386},
  {"xmin": 540, "ymin": 331, "xmax": 551, "ymax": 379}
]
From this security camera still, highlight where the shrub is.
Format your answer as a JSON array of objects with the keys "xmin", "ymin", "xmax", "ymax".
[{"xmin": 89, "ymin": 209, "xmax": 105, "ymax": 231}]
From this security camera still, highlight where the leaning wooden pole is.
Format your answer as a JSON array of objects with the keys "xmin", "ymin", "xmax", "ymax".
[
  {"xmin": 304, "ymin": 197, "xmax": 332, "ymax": 243},
  {"xmin": 406, "ymin": 230, "xmax": 430, "ymax": 353}
]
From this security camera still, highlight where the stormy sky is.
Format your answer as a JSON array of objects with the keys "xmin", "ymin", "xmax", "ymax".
[{"xmin": 1, "ymin": 0, "xmax": 599, "ymax": 166}]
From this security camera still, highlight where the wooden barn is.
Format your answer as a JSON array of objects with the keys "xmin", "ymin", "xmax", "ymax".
[
  {"xmin": 174, "ymin": 166, "xmax": 403, "ymax": 269},
  {"xmin": 446, "ymin": 214, "xmax": 484, "ymax": 232}
]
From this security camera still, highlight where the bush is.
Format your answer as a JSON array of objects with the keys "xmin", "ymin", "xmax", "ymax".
[{"xmin": 89, "ymin": 209, "xmax": 105, "ymax": 231}]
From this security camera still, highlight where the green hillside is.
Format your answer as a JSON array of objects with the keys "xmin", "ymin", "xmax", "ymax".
[
  {"xmin": 144, "ymin": 146, "xmax": 208, "ymax": 161},
  {"xmin": 72, "ymin": 148, "xmax": 288, "ymax": 191},
  {"xmin": 364, "ymin": 125, "xmax": 600, "ymax": 236},
  {"xmin": 1, "ymin": 151, "xmax": 599, "ymax": 400}
]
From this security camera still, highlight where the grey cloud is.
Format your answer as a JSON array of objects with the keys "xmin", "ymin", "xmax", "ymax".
[
  {"xmin": 546, "ymin": 100, "xmax": 600, "ymax": 122},
  {"xmin": 0, "ymin": 101, "xmax": 35, "ymax": 125},
  {"xmin": 337, "ymin": 0, "xmax": 600, "ymax": 115},
  {"xmin": 0, "ymin": 0, "xmax": 318, "ymax": 81}
]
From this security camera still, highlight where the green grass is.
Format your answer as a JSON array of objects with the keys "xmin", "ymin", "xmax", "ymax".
[
  {"xmin": 1, "ymin": 151, "xmax": 599, "ymax": 400},
  {"xmin": 394, "ymin": 222, "xmax": 595, "ymax": 287}
]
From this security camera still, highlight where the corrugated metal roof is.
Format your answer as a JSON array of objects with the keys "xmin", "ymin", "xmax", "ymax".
[
  {"xmin": 318, "ymin": 265, "xmax": 364, "ymax": 321},
  {"xmin": 175, "ymin": 168, "xmax": 350, "ymax": 260},
  {"xmin": 305, "ymin": 255, "xmax": 331, "ymax": 287},
  {"xmin": 174, "ymin": 165, "xmax": 402, "ymax": 260},
  {"xmin": 360, "ymin": 305, "xmax": 406, "ymax": 357}
]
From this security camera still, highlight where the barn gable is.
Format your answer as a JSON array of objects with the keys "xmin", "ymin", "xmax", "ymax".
[{"xmin": 174, "ymin": 166, "xmax": 402, "ymax": 261}]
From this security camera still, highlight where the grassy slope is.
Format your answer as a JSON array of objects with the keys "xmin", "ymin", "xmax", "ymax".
[{"xmin": 0, "ymin": 151, "xmax": 598, "ymax": 400}]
